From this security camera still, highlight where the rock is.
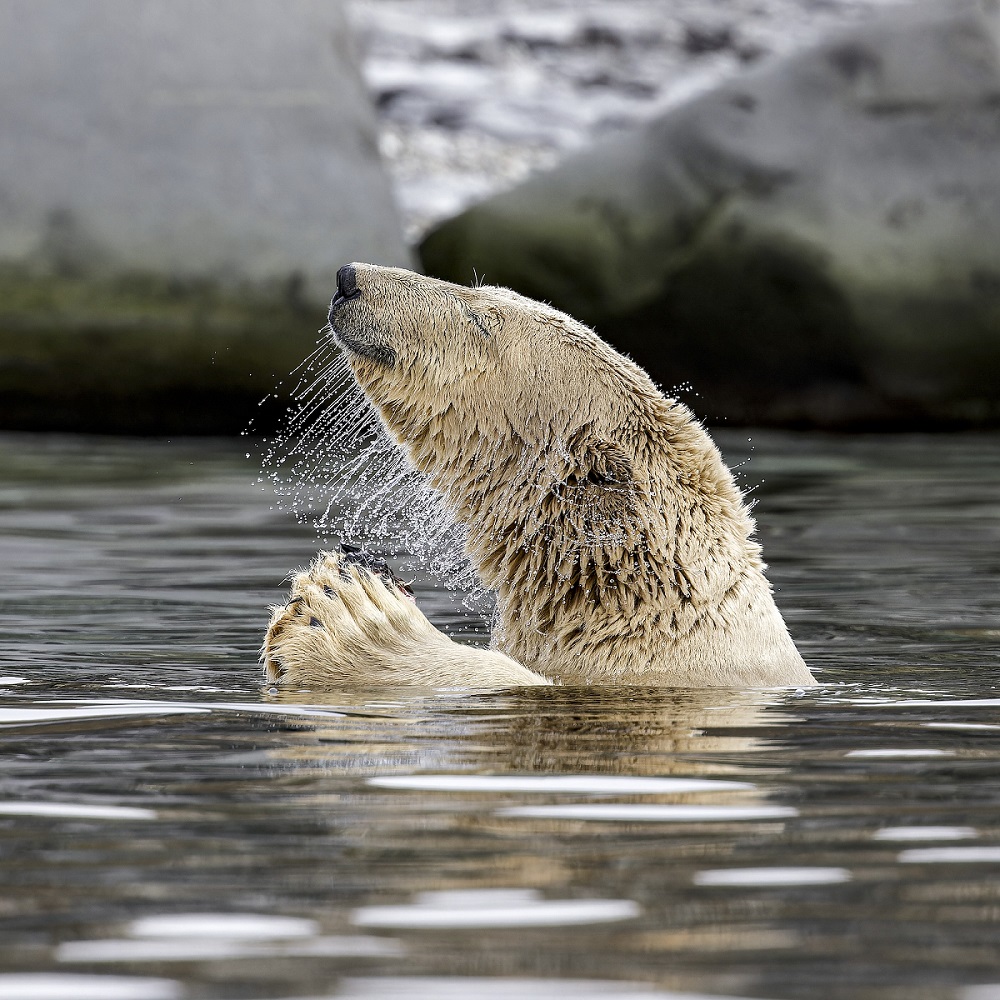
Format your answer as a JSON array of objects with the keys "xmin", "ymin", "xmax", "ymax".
[
  {"xmin": 0, "ymin": 0, "xmax": 411, "ymax": 432},
  {"xmin": 681, "ymin": 21, "xmax": 736, "ymax": 56},
  {"xmin": 420, "ymin": 0, "xmax": 1000, "ymax": 427}
]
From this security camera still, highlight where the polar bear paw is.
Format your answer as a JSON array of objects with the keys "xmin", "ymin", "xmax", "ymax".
[
  {"xmin": 261, "ymin": 547, "xmax": 433, "ymax": 687},
  {"xmin": 262, "ymin": 546, "xmax": 552, "ymax": 689}
]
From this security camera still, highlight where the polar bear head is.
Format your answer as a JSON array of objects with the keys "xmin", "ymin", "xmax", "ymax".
[{"xmin": 326, "ymin": 263, "xmax": 684, "ymax": 514}]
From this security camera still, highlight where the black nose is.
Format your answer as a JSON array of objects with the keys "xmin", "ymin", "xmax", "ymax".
[
  {"xmin": 336, "ymin": 264, "xmax": 358, "ymax": 300},
  {"xmin": 329, "ymin": 264, "xmax": 360, "ymax": 320}
]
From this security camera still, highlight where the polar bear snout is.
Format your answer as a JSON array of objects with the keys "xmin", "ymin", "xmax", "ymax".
[
  {"xmin": 329, "ymin": 263, "xmax": 361, "ymax": 320},
  {"xmin": 327, "ymin": 263, "xmax": 398, "ymax": 367},
  {"xmin": 336, "ymin": 264, "xmax": 358, "ymax": 299}
]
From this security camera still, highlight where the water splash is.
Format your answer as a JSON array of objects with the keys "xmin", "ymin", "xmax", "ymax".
[{"xmin": 257, "ymin": 338, "xmax": 481, "ymax": 600}]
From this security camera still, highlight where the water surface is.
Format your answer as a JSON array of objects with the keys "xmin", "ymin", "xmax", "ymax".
[{"xmin": 0, "ymin": 431, "xmax": 998, "ymax": 1000}]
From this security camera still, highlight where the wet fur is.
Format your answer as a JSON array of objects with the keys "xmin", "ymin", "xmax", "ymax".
[{"xmin": 263, "ymin": 265, "xmax": 815, "ymax": 689}]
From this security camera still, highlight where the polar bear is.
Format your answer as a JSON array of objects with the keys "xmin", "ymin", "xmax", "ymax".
[{"xmin": 262, "ymin": 264, "xmax": 815, "ymax": 689}]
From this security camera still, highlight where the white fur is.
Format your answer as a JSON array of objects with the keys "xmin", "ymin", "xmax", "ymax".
[{"xmin": 262, "ymin": 265, "xmax": 815, "ymax": 689}]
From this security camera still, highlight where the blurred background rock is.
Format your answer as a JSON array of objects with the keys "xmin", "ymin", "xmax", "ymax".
[
  {"xmin": 3, "ymin": 0, "xmax": 997, "ymax": 431},
  {"xmin": 408, "ymin": 0, "xmax": 1000, "ymax": 428},
  {"xmin": 0, "ymin": 0, "xmax": 411, "ymax": 433},
  {"xmin": 352, "ymin": 0, "xmax": 895, "ymax": 240}
]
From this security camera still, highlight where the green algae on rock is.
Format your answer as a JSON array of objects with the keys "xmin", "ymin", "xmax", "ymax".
[{"xmin": 0, "ymin": 270, "xmax": 322, "ymax": 433}]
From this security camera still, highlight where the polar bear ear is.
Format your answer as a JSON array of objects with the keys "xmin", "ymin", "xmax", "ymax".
[
  {"xmin": 574, "ymin": 435, "xmax": 634, "ymax": 489},
  {"xmin": 465, "ymin": 304, "xmax": 504, "ymax": 337}
]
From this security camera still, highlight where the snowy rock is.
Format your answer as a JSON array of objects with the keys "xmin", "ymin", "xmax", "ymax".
[{"xmin": 421, "ymin": 0, "xmax": 1000, "ymax": 426}]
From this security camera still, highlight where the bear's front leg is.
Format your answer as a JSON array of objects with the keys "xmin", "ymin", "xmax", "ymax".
[{"xmin": 262, "ymin": 550, "xmax": 550, "ymax": 689}]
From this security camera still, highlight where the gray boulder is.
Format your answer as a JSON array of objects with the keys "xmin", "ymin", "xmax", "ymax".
[
  {"xmin": 0, "ymin": 0, "xmax": 411, "ymax": 432},
  {"xmin": 421, "ymin": 0, "xmax": 1000, "ymax": 427}
]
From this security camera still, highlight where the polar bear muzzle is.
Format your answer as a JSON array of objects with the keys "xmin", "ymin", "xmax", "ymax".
[{"xmin": 327, "ymin": 264, "xmax": 397, "ymax": 367}]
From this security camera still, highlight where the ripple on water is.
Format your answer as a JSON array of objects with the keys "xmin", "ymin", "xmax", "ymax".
[
  {"xmin": 692, "ymin": 867, "xmax": 852, "ymax": 887},
  {"xmin": 496, "ymin": 804, "xmax": 798, "ymax": 822},
  {"xmin": 0, "ymin": 975, "xmax": 182, "ymax": 1000},
  {"xmin": 352, "ymin": 889, "xmax": 641, "ymax": 928}
]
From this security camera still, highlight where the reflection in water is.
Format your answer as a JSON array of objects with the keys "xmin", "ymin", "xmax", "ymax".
[
  {"xmin": 0, "ymin": 974, "xmax": 183, "ymax": 1000},
  {"xmin": 898, "ymin": 848, "xmax": 1000, "ymax": 864},
  {"xmin": 0, "ymin": 801, "xmax": 156, "ymax": 821},
  {"xmin": 496, "ymin": 804, "xmax": 798, "ymax": 821},
  {"xmin": 333, "ymin": 978, "xmax": 767, "ymax": 999},
  {"xmin": 0, "ymin": 432, "xmax": 998, "ymax": 999},
  {"xmin": 352, "ymin": 888, "xmax": 641, "ymax": 928},
  {"xmin": 270, "ymin": 685, "xmax": 787, "ymax": 777},
  {"xmin": 57, "ymin": 932, "xmax": 401, "ymax": 964},
  {"xmin": 872, "ymin": 827, "xmax": 978, "ymax": 841},
  {"xmin": 692, "ymin": 868, "xmax": 852, "ymax": 887},
  {"xmin": 368, "ymin": 775, "xmax": 755, "ymax": 793}
]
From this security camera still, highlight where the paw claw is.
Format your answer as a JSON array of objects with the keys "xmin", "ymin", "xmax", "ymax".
[{"xmin": 261, "ymin": 547, "xmax": 431, "ymax": 687}]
